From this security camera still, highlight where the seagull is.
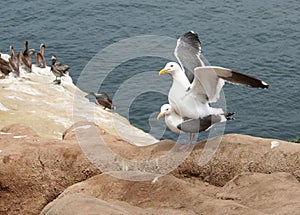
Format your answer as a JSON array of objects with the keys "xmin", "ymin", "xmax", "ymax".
[
  {"xmin": 35, "ymin": 43, "xmax": 46, "ymax": 68},
  {"xmin": 8, "ymin": 45, "xmax": 20, "ymax": 77},
  {"xmin": 159, "ymin": 31, "xmax": 269, "ymax": 120},
  {"xmin": 89, "ymin": 92, "xmax": 114, "ymax": 110},
  {"xmin": 50, "ymin": 55, "xmax": 70, "ymax": 84},
  {"xmin": 157, "ymin": 104, "xmax": 234, "ymax": 148}
]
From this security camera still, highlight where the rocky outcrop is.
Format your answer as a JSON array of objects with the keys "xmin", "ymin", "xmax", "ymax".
[
  {"xmin": 0, "ymin": 124, "xmax": 100, "ymax": 215},
  {"xmin": 1, "ymin": 123, "xmax": 300, "ymax": 214},
  {"xmin": 41, "ymin": 172, "xmax": 300, "ymax": 215},
  {"xmin": 174, "ymin": 134, "xmax": 300, "ymax": 186},
  {"xmin": 0, "ymin": 65, "xmax": 157, "ymax": 145}
]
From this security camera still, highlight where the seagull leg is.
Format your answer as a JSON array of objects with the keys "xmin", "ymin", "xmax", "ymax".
[
  {"xmin": 179, "ymin": 133, "xmax": 195, "ymax": 151},
  {"xmin": 189, "ymin": 133, "xmax": 195, "ymax": 145}
]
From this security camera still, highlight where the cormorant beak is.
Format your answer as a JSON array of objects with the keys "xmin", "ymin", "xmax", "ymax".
[
  {"xmin": 157, "ymin": 112, "xmax": 165, "ymax": 120},
  {"xmin": 159, "ymin": 68, "xmax": 170, "ymax": 76}
]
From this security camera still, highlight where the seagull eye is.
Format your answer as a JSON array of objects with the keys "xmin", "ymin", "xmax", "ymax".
[{"xmin": 170, "ymin": 65, "xmax": 173, "ymax": 67}]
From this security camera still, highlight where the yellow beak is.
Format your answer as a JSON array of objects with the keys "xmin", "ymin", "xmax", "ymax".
[
  {"xmin": 157, "ymin": 112, "xmax": 165, "ymax": 120},
  {"xmin": 159, "ymin": 68, "xmax": 169, "ymax": 76}
]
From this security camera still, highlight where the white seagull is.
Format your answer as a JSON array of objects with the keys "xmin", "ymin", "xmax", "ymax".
[
  {"xmin": 159, "ymin": 31, "xmax": 269, "ymax": 120},
  {"xmin": 157, "ymin": 104, "xmax": 234, "ymax": 148}
]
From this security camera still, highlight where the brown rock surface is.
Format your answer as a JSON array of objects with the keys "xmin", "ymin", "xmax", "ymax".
[
  {"xmin": 174, "ymin": 134, "xmax": 300, "ymax": 186},
  {"xmin": 217, "ymin": 172, "xmax": 300, "ymax": 214},
  {"xmin": 41, "ymin": 172, "xmax": 300, "ymax": 215},
  {"xmin": 1, "ymin": 122, "xmax": 300, "ymax": 214},
  {"xmin": 0, "ymin": 124, "xmax": 101, "ymax": 215}
]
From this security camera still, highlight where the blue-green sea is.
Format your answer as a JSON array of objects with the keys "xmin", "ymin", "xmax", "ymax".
[{"xmin": 1, "ymin": 0, "xmax": 299, "ymax": 141}]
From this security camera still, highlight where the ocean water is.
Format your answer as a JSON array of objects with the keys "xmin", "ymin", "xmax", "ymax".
[{"xmin": 1, "ymin": 0, "xmax": 299, "ymax": 141}]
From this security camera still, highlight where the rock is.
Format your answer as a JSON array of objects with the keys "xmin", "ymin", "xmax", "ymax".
[
  {"xmin": 217, "ymin": 172, "xmax": 300, "ymax": 214},
  {"xmin": 1, "ymin": 123, "xmax": 40, "ymax": 140},
  {"xmin": 1, "ymin": 123, "xmax": 300, "ymax": 214},
  {"xmin": 42, "ymin": 171, "xmax": 300, "ymax": 215},
  {"xmin": 62, "ymin": 121, "xmax": 98, "ymax": 140},
  {"xmin": 41, "ymin": 193, "xmax": 194, "ymax": 215},
  {"xmin": 0, "ymin": 124, "xmax": 101, "ymax": 215},
  {"xmin": 41, "ymin": 172, "xmax": 300, "ymax": 215},
  {"xmin": 173, "ymin": 134, "xmax": 300, "ymax": 186},
  {"xmin": 0, "ymin": 68, "xmax": 157, "ymax": 144},
  {"xmin": 41, "ymin": 173, "xmax": 262, "ymax": 215}
]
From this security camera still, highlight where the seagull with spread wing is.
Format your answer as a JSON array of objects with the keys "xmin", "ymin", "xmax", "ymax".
[{"xmin": 158, "ymin": 31, "xmax": 268, "ymax": 147}]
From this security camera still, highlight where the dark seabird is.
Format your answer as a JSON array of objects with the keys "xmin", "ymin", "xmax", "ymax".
[
  {"xmin": 89, "ymin": 92, "xmax": 114, "ymax": 110},
  {"xmin": 51, "ymin": 55, "xmax": 70, "ymax": 84},
  {"xmin": 0, "ymin": 53, "xmax": 12, "ymax": 76},
  {"xmin": 35, "ymin": 43, "xmax": 46, "ymax": 68},
  {"xmin": 19, "ymin": 41, "xmax": 35, "ymax": 73},
  {"xmin": 8, "ymin": 45, "xmax": 20, "ymax": 77},
  {"xmin": 157, "ymin": 104, "xmax": 234, "ymax": 149}
]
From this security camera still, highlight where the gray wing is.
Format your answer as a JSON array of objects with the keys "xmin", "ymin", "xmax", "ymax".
[
  {"xmin": 191, "ymin": 67, "xmax": 225, "ymax": 103},
  {"xmin": 174, "ymin": 31, "xmax": 204, "ymax": 83},
  {"xmin": 177, "ymin": 114, "xmax": 224, "ymax": 133},
  {"xmin": 190, "ymin": 66, "xmax": 269, "ymax": 104},
  {"xmin": 201, "ymin": 66, "xmax": 269, "ymax": 89}
]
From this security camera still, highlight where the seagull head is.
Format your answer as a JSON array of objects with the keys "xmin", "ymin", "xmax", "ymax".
[
  {"xmin": 159, "ymin": 62, "xmax": 182, "ymax": 76},
  {"xmin": 157, "ymin": 104, "xmax": 172, "ymax": 120}
]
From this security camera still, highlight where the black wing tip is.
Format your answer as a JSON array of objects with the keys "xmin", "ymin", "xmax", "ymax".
[
  {"xmin": 228, "ymin": 70, "xmax": 269, "ymax": 89},
  {"xmin": 225, "ymin": 112, "xmax": 235, "ymax": 121},
  {"xmin": 181, "ymin": 31, "xmax": 201, "ymax": 45},
  {"xmin": 177, "ymin": 124, "xmax": 182, "ymax": 130},
  {"xmin": 183, "ymin": 31, "xmax": 198, "ymax": 37},
  {"xmin": 253, "ymin": 80, "xmax": 269, "ymax": 89},
  {"xmin": 261, "ymin": 81, "xmax": 269, "ymax": 89}
]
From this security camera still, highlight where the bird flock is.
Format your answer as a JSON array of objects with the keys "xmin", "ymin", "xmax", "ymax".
[
  {"xmin": 0, "ymin": 40, "xmax": 114, "ymax": 109},
  {"xmin": 0, "ymin": 41, "xmax": 69, "ymax": 84},
  {"xmin": 157, "ymin": 31, "xmax": 269, "ymax": 149}
]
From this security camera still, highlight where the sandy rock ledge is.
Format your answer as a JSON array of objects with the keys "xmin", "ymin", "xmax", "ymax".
[{"xmin": 1, "ymin": 123, "xmax": 300, "ymax": 215}]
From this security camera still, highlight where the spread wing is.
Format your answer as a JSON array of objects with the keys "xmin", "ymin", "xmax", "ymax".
[
  {"xmin": 190, "ymin": 66, "xmax": 269, "ymax": 103},
  {"xmin": 174, "ymin": 31, "xmax": 204, "ymax": 83},
  {"xmin": 190, "ymin": 67, "xmax": 225, "ymax": 103},
  {"xmin": 204, "ymin": 66, "xmax": 269, "ymax": 88}
]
